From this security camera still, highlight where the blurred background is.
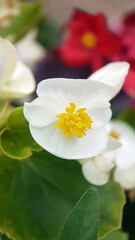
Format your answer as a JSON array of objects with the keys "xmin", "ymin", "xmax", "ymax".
[
  {"xmin": 1, "ymin": 1, "xmax": 135, "ymax": 240},
  {"xmin": 42, "ymin": 0, "xmax": 135, "ymax": 25}
]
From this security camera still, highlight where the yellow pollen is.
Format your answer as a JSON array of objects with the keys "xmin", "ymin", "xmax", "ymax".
[
  {"xmin": 81, "ymin": 31, "xmax": 97, "ymax": 48},
  {"xmin": 55, "ymin": 102, "xmax": 93, "ymax": 139},
  {"xmin": 109, "ymin": 130, "xmax": 120, "ymax": 140}
]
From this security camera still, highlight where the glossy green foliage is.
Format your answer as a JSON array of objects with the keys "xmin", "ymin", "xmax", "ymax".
[
  {"xmin": 0, "ymin": 107, "xmax": 42, "ymax": 159},
  {"xmin": 0, "ymin": 150, "xmax": 125, "ymax": 240},
  {"xmin": 59, "ymin": 187, "xmax": 100, "ymax": 240}
]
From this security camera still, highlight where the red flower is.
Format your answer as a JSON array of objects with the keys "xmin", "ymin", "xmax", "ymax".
[
  {"xmin": 123, "ymin": 69, "xmax": 135, "ymax": 97},
  {"xmin": 123, "ymin": 11, "xmax": 135, "ymax": 29},
  {"xmin": 119, "ymin": 11, "xmax": 135, "ymax": 97},
  {"xmin": 59, "ymin": 9, "xmax": 121, "ymax": 71}
]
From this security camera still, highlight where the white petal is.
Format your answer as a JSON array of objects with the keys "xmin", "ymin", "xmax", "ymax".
[
  {"xmin": 29, "ymin": 124, "xmax": 108, "ymax": 159},
  {"xmin": 36, "ymin": 78, "xmax": 114, "ymax": 105},
  {"xmin": 0, "ymin": 37, "xmax": 17, "ymax": 82},
  {"xmin": 114, "ymin": 165, "xmax": 135, "ymax": 190},
  {"xmin": 0, "ymin": 61, "xmax": 35, "ymax": 99},
  {"xmin": 88, "ymin": 62, "xmax": 130, "ymax": 98},
  {"xmin": 94, "ymin": 152, "xmax": 115, "ymax": 172},
  {"xmin": 80, "ymin": 136, "xmax": 119, "ymax": 175},
  {"xmin": 82, "ymin": 159, "xmax": 110, "ymax": 185},
  {"xmin": 103, "ymin": 136, "xmax": 122, "ymax": 153},
  {"xmin": 16, "ymin": 29, "xmax": 45, "ymax": 69},
  {"xmin": 87, "ymin": 107, "xmax": 112, "ymax": 129},
  {"xmin": 24, "ymin": 97, "xmax": 112, "ymax": 129},
  {"xmin": 24, "ymin": 95, "xmax": 64, "ymax": 127},
  {"xmin": 106, "ymin": 121, "xmax": 135, "ymax": 169}
]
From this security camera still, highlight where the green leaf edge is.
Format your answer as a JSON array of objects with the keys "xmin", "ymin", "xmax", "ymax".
[
  {"xmin": 98, "ymin": 182, "xmax": 126, "ymax": 239},
  {"xmin": 0, "ymin": 107, "xmax": 42, "ymax": 160},
  {"xmin": 59, "ymin": 187, "xmax": 100, "ymax": 240}
]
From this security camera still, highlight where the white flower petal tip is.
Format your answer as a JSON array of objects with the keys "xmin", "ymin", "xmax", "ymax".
[
  {"xmin": 88, "ymin": 62, "xmax": 130, "ymax": 98},
  {"xmin": 0, "ymin": 38, "xmax": 36, "ymax": 99},
  {"xmin": 103, "ymin": 136, "xmax": 122, "ymax": 153},
  {"xmin": 16, "ymin": 29, "xmax": 46, "ymax": 70},
  {"xmin": 114, "ymin": 165, "xmax": 135, "ymax": 190},
  {"xmin": 24, "ymin": 77, "xmax": 115, "ymax": 160},
  {"xmin": 81, "ymin": 159, "xmax": 110, "ymax": 185},
  {"xmin": 0, "ymin": 37, "xmax": 17, "ymax": 83}
]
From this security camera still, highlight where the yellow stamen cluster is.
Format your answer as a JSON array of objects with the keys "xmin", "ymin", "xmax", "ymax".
[
  {"xmin": 81, "ymin": 31, "xmax": 97, "ymax": 49},
  {"xmin": 109, "ymin": 130, "xmax": 120, "ymax": 140},
  {"xmin": 55, "ymin": 102, "xmax": 93, "ymax": 139}
]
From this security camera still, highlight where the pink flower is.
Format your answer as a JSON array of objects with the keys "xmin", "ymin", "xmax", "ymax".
[{"xmin": 118, "ymin": 11, "xmax": 135, "ymax": 97}]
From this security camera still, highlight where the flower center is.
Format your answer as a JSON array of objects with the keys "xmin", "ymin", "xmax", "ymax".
[
  {"xmin": 81, "ymin": 31, "xmax": 97, "ymax": 48},
  {"xmin": 55, "ymin": 102, "xmax": 93, "ymax": 139},
  {"xmin": 109, "ymin": 130, "xmax": 120, "ymax": 140}
]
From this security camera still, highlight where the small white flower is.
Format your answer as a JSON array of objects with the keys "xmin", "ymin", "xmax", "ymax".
[
  {"xmin": 0, "ymin": 37, "xmax": 35, "ymax": 99},
  {"xmin": 80, "ymin": 136, "xmax": 121, "ymax": 185},
  {"xmin": 16, "ymin": 30, "xmax": 46, "ymax": 70},
  {"xmin": 81, "ymin": 120, "xmax": 135, "ymax": 189},
  {"xmin": 88, "ymin": 62, "xmax": 130, "ymax": 98},
  {"xmin": 107, "ymin": 121, "xmax": 135, "ymax": 190}
]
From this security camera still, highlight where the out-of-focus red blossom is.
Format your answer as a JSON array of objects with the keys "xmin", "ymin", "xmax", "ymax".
[
  {"xmin": 123, "ymin": 11, "xmax": 135, "ymax": 28},
  {"xmin": 119, "ymin": 11, "xmax": 135, "ymax": 97},
  {"xmin": 59, "ymin": 9, "xmax": 122, "ymax": 71}
]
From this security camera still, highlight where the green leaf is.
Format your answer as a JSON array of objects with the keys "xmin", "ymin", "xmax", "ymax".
[
  {"xmin": 0, "ymin": 233, "xmax": 12, "ymax": 240},
  {"xmin": 97, "ymin": 182, "xmax": 125, "ymax": 239},
  {"xmin": 117, "ymin": 107, "xmax": 135, "ymax": 129},
  {"xmin": 59, "ymin": 187, "xmax": 100, "ymax": 240},
  {"xmin": 0, "ymin": 151, "xmax": 89, "ymax": 240},
  {"xmin": 102, "ymin": 230, "xmax": 128, "ymax": 240},
  {"xmin": 0, "ymin": 107, "xmax": 42, "ymax": 159},
  {"xmin": 37, "ymin": 18, "xmax": 60, "ymax": 48},
  {"xmin": 0, "ymin": 2, "xmax": 41, "ymax": 43},
  {"xmin": 0, "ymin": 102, "xmax": 13, "ymax": 130},
  {"xmin": 0, "ymin": 150, "xmax": 125, "ymax": 240}
]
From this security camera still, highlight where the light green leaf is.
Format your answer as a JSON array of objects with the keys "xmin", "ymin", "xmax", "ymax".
[
  {"xmin": 0, "ymin": 102, "xmax": 13, "ymax": 130},
  {"xmin": 97, "ymin": 182, "xmax": 125, "ymax": 239},
  {"xmin": 0, "ymin": 2, "xmax": 41, "ymax": 43},
  {"xmin": 0, "ymin": 107, "xmax": 42, "ymax": 159},
  {"xmin": 0, "ymin": 150, "xmax": 125, "ymax": 240},
  {"xmin": 117, "ymin": 107, "xmax": 135, "ymax": 129},
  {"xmin": 59, "ymin": 187, "xmax": 100, "ymax": 240},
  {"xmin": 102, "ymin": 230, "xmax": 128, "ymax": 240}
]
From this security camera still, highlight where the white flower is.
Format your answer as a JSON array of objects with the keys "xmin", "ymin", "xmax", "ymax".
[
  {"xmin": 16, "ymin": 29, "xmax": 46, "ymax": 70},
  {"xmin": 107, "ymin": 121, "xmax": 135, "ymax": 190},
  {"xmin": 0, "ymin": 37, "xmax": 35, "ymax": 99},
  {"xmin": 23, "ymin": 62, "xmax": 129, "ymax": 160},
  {"xmin": 24, "ymin": 61, "xmax": 128, "ymax": 160},
  {"xmin": 80, "ymin": 136, "xmax": 121, "ymax": 185},
  {"xmin": 81, "ymin": 120, "xmax": 135, "ymax": 190},
  {"xmin": 88, "ymin": 62, "xmax": 130, "ymax": 98},
  {"xmin": 24, "ymin": 78, "xmax": 115, "ymax": 159}
]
